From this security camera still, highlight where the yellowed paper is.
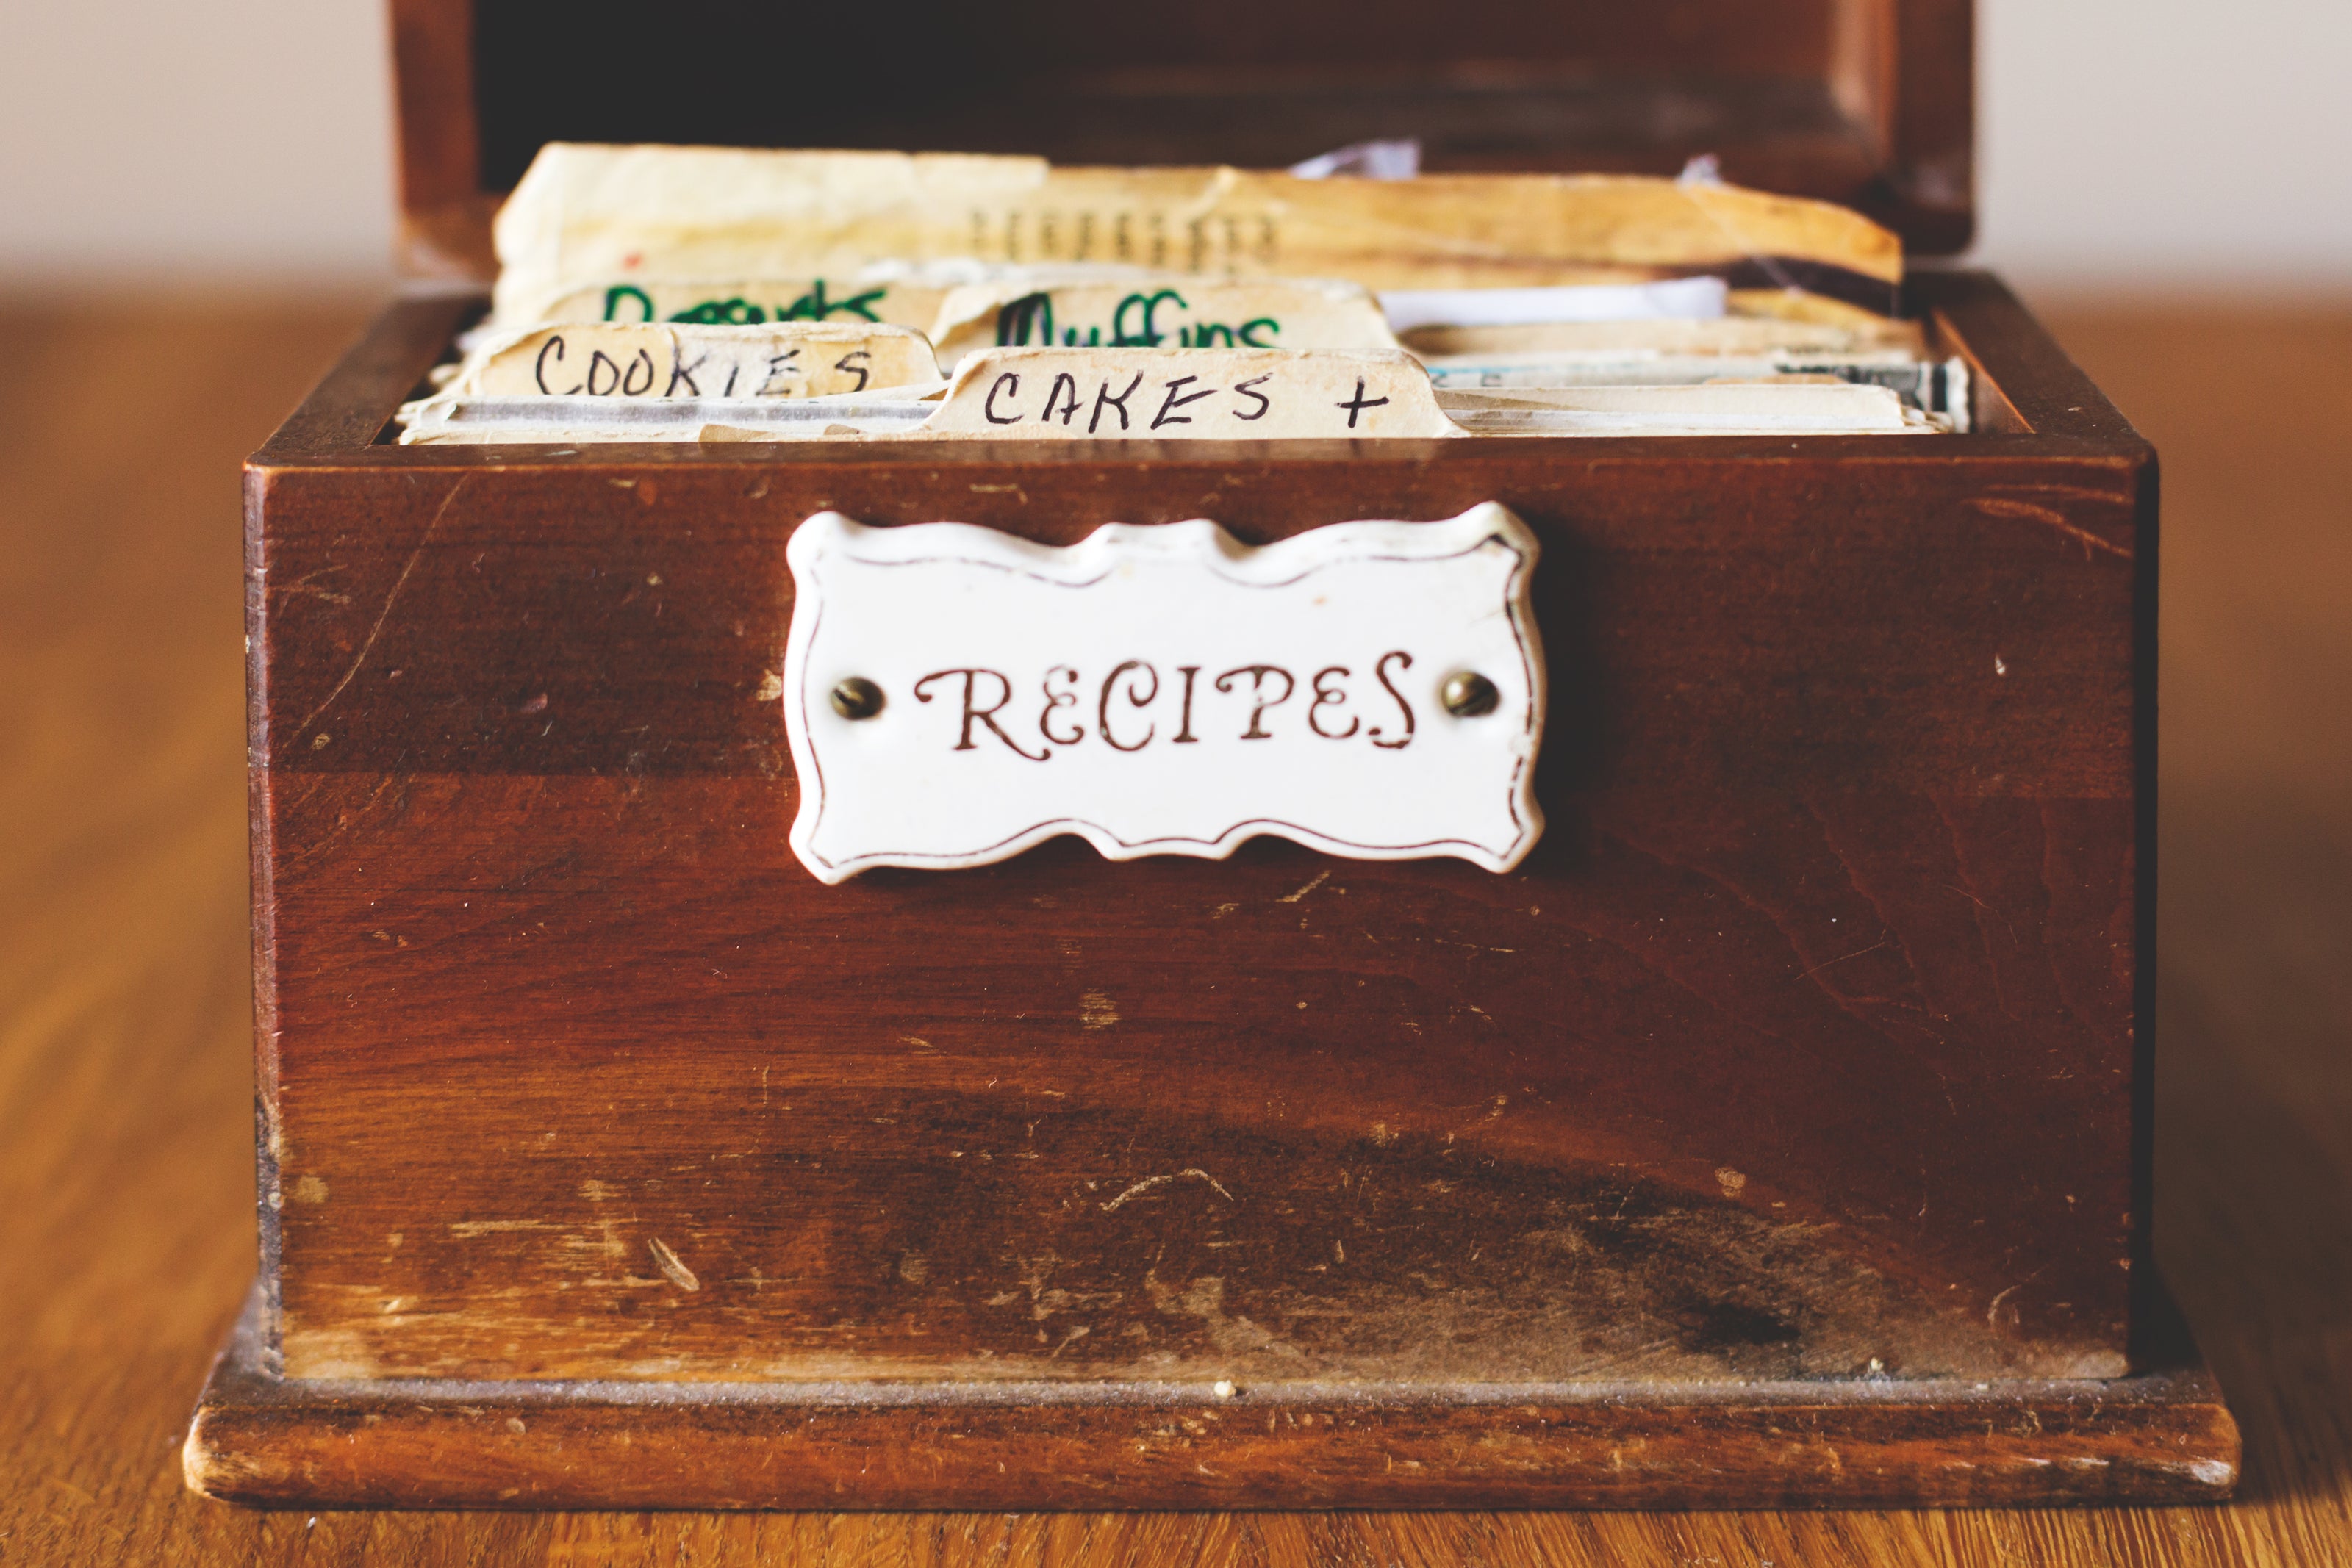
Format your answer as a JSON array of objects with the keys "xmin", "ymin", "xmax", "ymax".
[
  {"xmin": 517, "ymin": 277, "xmax": 953, "ymax": 334},
  {"xmin": 1402, "ymin": 315, "xmax": 1926, "ymax": 359},
  {"xmin": 1437, "ymin": 381, "xmax": 1930, "ymax": 435},
  {"xmin": 492, "ymin": 145, "xmax": 1903, "ymax": 324},
  {"xmin": 926, "ymin": 276, "xmax": 1398, "ymax": 369},
  {"xmin": 914, "ymin": 348, "xmax": 1457, "ymax": 440},
  {"xmin": 447, "ymin": 322, "xmax": 942, "ymax": 401}
]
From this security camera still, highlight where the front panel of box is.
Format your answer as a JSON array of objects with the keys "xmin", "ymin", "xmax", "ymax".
[{"xmin": 251, "ymin": 446, "xmax": 2141, "ymax": 1386}]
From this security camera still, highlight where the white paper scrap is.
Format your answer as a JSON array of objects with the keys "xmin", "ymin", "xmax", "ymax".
[
  {"xmin": 1288, "ymin": 139, "xmax": 1423, "ymax": 180},
  {"xmin": 1381, "ymin": 278, "xmax": 1729, "ymax": 334}
]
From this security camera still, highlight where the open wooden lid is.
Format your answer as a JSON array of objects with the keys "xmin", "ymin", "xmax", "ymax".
[{"xmin": 392, "ymin": 0, "xmax": 1971, "ymax": 281}]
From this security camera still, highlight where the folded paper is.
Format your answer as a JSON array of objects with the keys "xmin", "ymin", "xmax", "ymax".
[{"xmin": 492, "ymin": 145, "xmax": 1904, "ymax": 325}]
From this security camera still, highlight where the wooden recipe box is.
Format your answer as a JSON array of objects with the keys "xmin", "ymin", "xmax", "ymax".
[{"xmin": 184, "ymin": 0, "xmax": 2238, "ymax": 1510}]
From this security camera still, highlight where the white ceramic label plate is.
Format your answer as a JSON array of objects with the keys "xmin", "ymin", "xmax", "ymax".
[{"xmin": 781, "ymin": 503, "xmax": 1544, "ymax": 883}]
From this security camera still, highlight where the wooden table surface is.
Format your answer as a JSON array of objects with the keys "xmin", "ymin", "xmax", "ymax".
[{"xmin": 1, "ymin": 295, "xmax": 2345, "ymax": 1564}]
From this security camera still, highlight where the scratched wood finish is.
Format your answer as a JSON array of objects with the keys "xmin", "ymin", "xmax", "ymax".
[
  {"xmin": 232, "ymin": 274, "xmax": 2155, "ymax": 1425},
  {"xmin": 3, "ymin": 292, "xmax": 2346, "ymax": 1558},
  {"xmin": 188, "ymin": 1283, "xmax": 2234, "ymax": 1511}
]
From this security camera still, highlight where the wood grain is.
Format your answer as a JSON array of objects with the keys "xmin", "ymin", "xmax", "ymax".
[
  {"xmin": 187, "ymin": 1282, "xmax": 2235, "ymax": 1510},
  {"xmin": 2, "ymin": 292, "xmax": 2348, "ymax": 1558},
  {"xmin": 257, "ymin": 779, "xmax": 2142, "ymax": 1387},
  {"xmin": 388, "ymin": 0, "xmax": 486, "ymax": 278},
  {"xmin": 235, "ymin": 276, "xmax": 2151, "ymax": 1411}
]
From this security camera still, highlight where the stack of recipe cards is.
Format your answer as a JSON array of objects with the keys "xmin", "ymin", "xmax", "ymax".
[{"xmin": 398, "ymin": 144, "xmax": 1964, "ymax": 445}]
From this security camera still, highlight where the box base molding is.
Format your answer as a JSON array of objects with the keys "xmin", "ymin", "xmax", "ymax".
[{"xmin": 184, "ymin": 1282, "xmax": 2237, "ymax": 1511}]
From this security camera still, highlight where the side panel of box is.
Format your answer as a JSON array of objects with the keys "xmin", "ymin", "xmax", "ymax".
[{"xmin": 250, "ymin": 448, "xmax": 2143, "ymax": 1384}]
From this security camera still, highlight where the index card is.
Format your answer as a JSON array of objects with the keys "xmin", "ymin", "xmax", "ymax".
[
  {"xmin": 914, "ymin": 348, "xmax": 1459, "ymax": 440},
  {"xmin": 513, "ymin": 277, "xmax": 953, "ymax": 334},
  {"xmin": 926, "ymin": 276, "xmax": 1400, "ymax": 370},
  {"xmin": 444, "ymin": 322, "xmax": 944, "ymax": 402}
]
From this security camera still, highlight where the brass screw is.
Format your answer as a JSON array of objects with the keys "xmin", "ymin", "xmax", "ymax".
[
  {"xmin": 830, "ymin": 677, "xmax": 884, "ymax": 719},
  {"xmin": 1441, "ymin": 671, "xmax": 1499, "ymax": 718}
]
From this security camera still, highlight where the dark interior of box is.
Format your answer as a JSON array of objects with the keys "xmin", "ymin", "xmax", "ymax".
[{"xmin": 467, "ymin": 0, "xmax": 1958, "ymax": 245}]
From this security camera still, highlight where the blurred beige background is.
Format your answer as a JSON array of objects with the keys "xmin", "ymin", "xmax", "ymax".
[{"xmin": 0, "ymin": 0, "xmax": 2345, "ymax": 291}]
